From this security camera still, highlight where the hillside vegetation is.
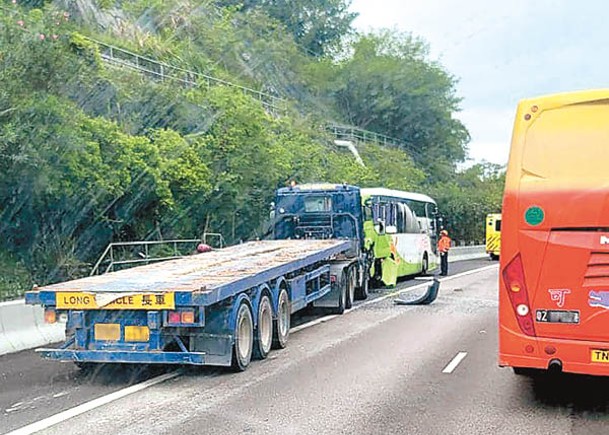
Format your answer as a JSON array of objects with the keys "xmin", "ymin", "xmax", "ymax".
[{"xmin": 0, "ymin": 0, "xmax": 503, "ymax": 298}]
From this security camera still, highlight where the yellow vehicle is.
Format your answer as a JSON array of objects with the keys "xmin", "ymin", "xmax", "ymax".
[{"xmin": 486, "ymin": 213, "xmax": 501, "ymax": 260}]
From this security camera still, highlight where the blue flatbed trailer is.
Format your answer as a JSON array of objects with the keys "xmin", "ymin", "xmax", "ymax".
[{"xmin": 25, "ymin": 239, "xmax": 354, "ymax": 371}]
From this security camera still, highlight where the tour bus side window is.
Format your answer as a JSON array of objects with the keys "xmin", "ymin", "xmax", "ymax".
[
  {"xmin": 386, "ymin": 201, "xmax": 396, "ymax": 227},
  {"xmin": 404, "ymin": 205, "xmax": 419, "ymax": 234},
  {"xmin": 397, "ymin": 203, "xmax": 406, "ymax": 233}
]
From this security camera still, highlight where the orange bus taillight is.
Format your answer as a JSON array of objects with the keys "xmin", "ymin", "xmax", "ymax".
[{"xmin": 502, "ymin": 255, "xmax": 536, "ymax": 337}]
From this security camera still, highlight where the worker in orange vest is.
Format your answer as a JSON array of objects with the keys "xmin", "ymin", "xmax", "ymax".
[{"xmin": 438, "ymin": 230, "xmax": 452, "ymax": 276}]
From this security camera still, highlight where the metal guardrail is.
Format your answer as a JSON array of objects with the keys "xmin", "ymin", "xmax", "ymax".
[
  {"xmin": 326, "ymin": 124, "xmax": 404, "ymax": 149},
  {"xmin": 86, "ymin": 38, "xmax": 407, "ymax": 150},
  {"xmin": 90, "ymin": 239, "xmax": 200, "ymax": 276},
  {"xmin": 89, "ymin": 233, "xmax": 225, "ymax": 276},
  {"xmin": 93, "ymin": 38, "xmax": 284, "ymax": 116}
]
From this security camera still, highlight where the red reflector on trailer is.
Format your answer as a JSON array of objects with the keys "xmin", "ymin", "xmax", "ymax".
[{"xmin": 168, "ymin": 311, "xmax": 181, "ymax": 324}]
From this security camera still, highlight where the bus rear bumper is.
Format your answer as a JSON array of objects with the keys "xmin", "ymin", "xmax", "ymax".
[{"xmin": 500, "ymin": 336, "xmax": 609, "ymax": 376}]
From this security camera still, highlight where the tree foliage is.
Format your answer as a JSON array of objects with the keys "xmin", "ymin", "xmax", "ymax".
[
  {"xmin": 216, "ymin": 0, "xmax": 357, "ymax": 57},
  {"xmin": 319, "ymin": 30, "xmax": 470, "ymax": 178},
  {"xmin": 429, "ymin": 163, "xmax": 505, "ymax": 243},
  {"xmin": 0, "ymin": 1, "xmax": 503, "ymax": 299}
]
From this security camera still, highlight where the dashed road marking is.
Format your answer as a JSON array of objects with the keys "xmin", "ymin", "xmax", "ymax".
[{"xmin": 442, "ymin": 352, "xmax": 468, "ymax": 374}]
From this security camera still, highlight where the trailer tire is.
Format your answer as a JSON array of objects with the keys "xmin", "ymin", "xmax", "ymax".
[
  {"xmin": 231, "ymin": 301, "xmax": 254, "ymax": 372},
  {"xmin": 74, "ymin": 362, "xmax": 96, "ymax": 373},
  {"xmin": 345, "ymin": 267, "xmax": 356, "ymax": 309},
  {"xmin": 272, "ymin": 288, "xmax": 290, "ymax": 349},
  {"xmin": 331, "ymin": 270, "xmax": 347, "ymax": 314},
  {"xmin": 355, "ymin": 269, "xmax": 369, "ymax": 300},
  {"xmin": 253, "ymin": 294, "xmax": 273, "ymax": 360}
]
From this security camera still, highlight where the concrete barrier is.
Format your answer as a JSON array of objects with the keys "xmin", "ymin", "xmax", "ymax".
[
  {"xmin": 449, "ymin": 245, "xmax": 488, "ymax": 263},
  {"xmin": 0, "ymin": 299, "xmax": 65, "ymax": 356}
]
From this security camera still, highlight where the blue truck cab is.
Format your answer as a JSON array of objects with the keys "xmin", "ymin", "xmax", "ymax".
[{"xmin": 273, "ymin": 183, "xmax": 370, "ymax": 302}]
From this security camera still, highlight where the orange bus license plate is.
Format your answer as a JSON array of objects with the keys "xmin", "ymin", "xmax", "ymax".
[{"xmin": 591, "ymin": 349, "xmax": 609, "ymax": 363}]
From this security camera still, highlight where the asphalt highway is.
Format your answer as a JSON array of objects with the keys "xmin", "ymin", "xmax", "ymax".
[{"xmin": 10, "ymin": 259, "xmax": 608, "ymax": 434}]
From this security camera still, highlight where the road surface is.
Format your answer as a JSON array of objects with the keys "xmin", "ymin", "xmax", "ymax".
[{"xmin": 3, "ymin": 259, "xmax": 609, "ymax": 434}]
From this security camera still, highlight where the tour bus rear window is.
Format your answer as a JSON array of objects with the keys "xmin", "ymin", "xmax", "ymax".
[
  {"xmin": 304, "ymin": 196, "xmax": 332, "ymax": 213},
  {"xmin": 495, "ymin": 220, "xmax": 501, "ymax": 232}
]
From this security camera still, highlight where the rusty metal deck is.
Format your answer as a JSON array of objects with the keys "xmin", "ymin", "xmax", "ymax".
[{"xmin": 35, "ymin": 240, "xmax": 350, "ymax": 294}]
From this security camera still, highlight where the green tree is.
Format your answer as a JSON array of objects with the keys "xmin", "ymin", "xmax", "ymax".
[
  {"xmin": 430, "ymin": 162, "xmax": 505, "ymax": 243},
  {"xmin": 216, "ymin": 0, "xmax": 357, "ymax": 57},
  {"xmin": 322, "ymin": 30, "xmax": 470, "ymax": 179}
]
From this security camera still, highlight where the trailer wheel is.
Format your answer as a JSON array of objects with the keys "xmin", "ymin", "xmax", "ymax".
[
  {"xmin": 355, "ymin": 269, "xmax": 369, "ymax": 300},
  {"xmin": 254, "ymin": 294, "xmax": 273, "ymax": 359},
  {"xmin": 272, "ymin": 287, "xmax": 290, "ymax": 349},
  {"xmin": 74, "ymin": 362, "xmax": 96, "ymax": 373},
  {"xmin": 231, "ymin": 301, "xmax": 254, "ymax": 371},
  {"xmin": 331, "ymin": 270, "xmax": 347, "ymax": 314},
  {"xmin": 345, "ymin": 267, "xmax": 356, "ymax": 309}
]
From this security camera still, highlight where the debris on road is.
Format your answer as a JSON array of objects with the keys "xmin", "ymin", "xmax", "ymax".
[{"xmin": 394, "ymin": 279, "xmax": 440, "ymax": 305}]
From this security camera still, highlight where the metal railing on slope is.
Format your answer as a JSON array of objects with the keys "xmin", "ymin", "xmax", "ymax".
[
  {"xmin": 89, "ymin": 233, "xmax": 224, "ymax": 276},
  {"xmin": 88, "ymin": 37, "xmax": 407, "ymax": 150},
  {"xmin": 93, "ymin": 38, "xmax": 284, "ymax": 116}
]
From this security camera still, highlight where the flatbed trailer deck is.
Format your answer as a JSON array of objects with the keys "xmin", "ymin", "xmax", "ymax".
[{"xmin": 26, "ymin": 239, "xmax": 354, "ymax": 370}]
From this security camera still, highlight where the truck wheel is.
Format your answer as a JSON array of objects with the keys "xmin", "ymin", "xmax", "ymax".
[
  {"xmin": 422, "ymin": 253, "xmax": 429, "ymax": 275},
  {"xmin": 331, "ymin": 270, "xmax": 347, "ymax": 314},
  {"xmin": 231, "ymin": 301, "xmax": 254, "ymax": 372},
  {"xmin": 253, "ymin": 294, "xmax": 273, "ymax": 360},
  {"xmin": 355, "ymin": 270, "xmax": 369, "ymax": 300},
  {"xmin": 370, "ymin": 259, "xmax": 383, "ymax": 288},
  {"xmin": 74, "ymin": 362, "xmax": 95, "ymax": 373},
  {"xmin": 346, "ymin": 267, "xmax": 355, "ymax": 309},
  {"xmin": 272, "ymin": 288, "xmax": 290, "ymax": 349},
  {"xmin": 513, "ymin": 367, "xmax": 540, "ymax": 376}
]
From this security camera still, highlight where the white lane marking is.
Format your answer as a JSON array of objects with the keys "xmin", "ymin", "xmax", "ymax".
[
  {"xmin": 6, "ymin": 371, "xmax": 180, "ymax": 435},
  {"xmin": 290, "ymin": 315, "xmax": 338, "ymax": 333},
  {"xmin": 292, "ymin": 264, "xmax": 499, "ymax": 332},
  {"xmin": 442, "ymin": 352, "xmax": 468, "ymax": 374}
]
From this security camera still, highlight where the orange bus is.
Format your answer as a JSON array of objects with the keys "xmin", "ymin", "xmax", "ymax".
[{"xmin": 499, "ymin": 89, "xmax": 609, "ymax": 376}]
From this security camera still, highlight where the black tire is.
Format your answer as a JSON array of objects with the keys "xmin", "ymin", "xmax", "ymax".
[
  {"xmin": 421, "ymin": 253, "xmax": 429, "ymax": 275},
  {"xmin": 74, "ymin": 362, "xmax": 96, "ymax": 373},
  {"xmin": 370, "ymin": 259, "xmax": 383, "ymax": 288},
  {"xmin": 331, "ymin": 270, "xmax": 347, "ymax": 314},
  {"xmin": 355, "ymin": 269, "xmax": 369, "ymax": 300},
  {"xmin": 272, "ymin": 287, "xmax": 290, "ymax": 349},
  {"xmin": 231, "ymin": 301, "xmax": 254, "ymax": 372},
  {"xmin": 345, "ymin": 267, "xmax": 355, "ymax": 309},
  {"xmin": 513, "ymin": 367, "xmax": 539, "ymax": 377},
  {"xmin": 253, "ymin": 294, "xmax": 273, "ymax": 360},
  {"xmin": 490, "ymin": 254, "xmax": 500, "ymax": 261}
]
